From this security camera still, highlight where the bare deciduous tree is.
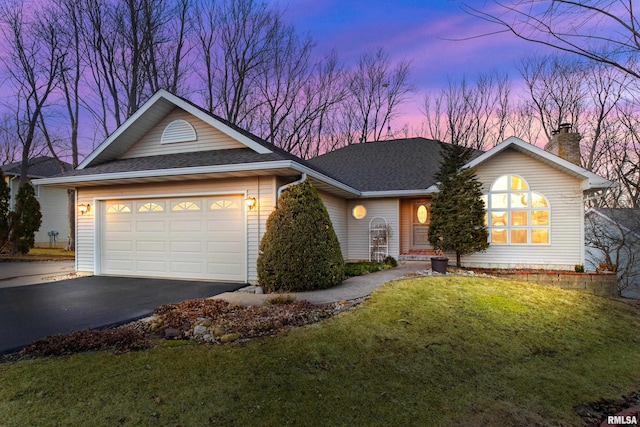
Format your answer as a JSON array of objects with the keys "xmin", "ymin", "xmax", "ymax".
[
  {"xmin": 423, "ymin": 71, "xmax": 510, "ymax": 149},
  {"xmin": 462, "ymin": 0, "xmax": 640, "ymax": 80},
  {"xmin": 210, "ymin": 0, "xmax": 281, "ymax": 127},
  {"xmin": 81, "ymin": 0, "xmax": 191, "ymax": 136},
  {"xmin": 585, "ymin": 208, "xmax": 640, "ymax": 295},
  {"xmin": 0, "ymin": 1, "xmax": 65, "ymax": 185},
  {"xmin": 518, "ymin": 55, "xmax": 586, "ymax": 142},
  {"xmin": 342, "ymin": 48, "xmax": 413, "ymax": 144},
  {"xmin": 0, "ymin": 115, "xmax": 21, "ymax": 165}
]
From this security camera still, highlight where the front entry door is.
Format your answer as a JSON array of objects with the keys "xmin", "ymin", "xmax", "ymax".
[{"xmin": 411, "ymin": 200, "xmax": 431, "ymax": 250}]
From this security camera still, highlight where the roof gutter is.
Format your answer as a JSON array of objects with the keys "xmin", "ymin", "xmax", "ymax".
[
  {"xmin": 359, "ymin": 185, "xmax": 440, "ymax": 198},
  {"xmin": 32, "ymin": 159, "xmax": 362, "ymax": 197},
  {"xmin": 277, "ymin": 173, "xmax": 307, "ymax": 201},
  {"xmin": 33, "ymin": 160, "xmax": 301, "ymax": 187}
]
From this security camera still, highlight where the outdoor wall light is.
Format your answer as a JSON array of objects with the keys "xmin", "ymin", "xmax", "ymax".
[
  {"xmin": 78, "ymin": 203, "xmax": 90, "ymax": 215},
  {"xmin": 352, "ymin": 205, "xmax": 366, "ymax": 219},
  {"xmin": 245, "ymin": 197, "xmax": 256, "ymax": 210}
]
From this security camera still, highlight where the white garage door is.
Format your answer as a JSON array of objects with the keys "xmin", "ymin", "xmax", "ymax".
[{"xmin": 101, "ymin": 195, "xmax": 245, "ymax": 282}]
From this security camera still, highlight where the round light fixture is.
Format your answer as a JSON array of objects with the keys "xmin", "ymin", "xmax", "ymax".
[{"xmin": 352, "ymin": 205, "xmax": 366, "ymax": 219}]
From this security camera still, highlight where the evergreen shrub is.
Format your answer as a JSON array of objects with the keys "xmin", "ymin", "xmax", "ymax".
[{"xmin": 257, "ymin": 179, "xmax": 345, "ymax": 292}]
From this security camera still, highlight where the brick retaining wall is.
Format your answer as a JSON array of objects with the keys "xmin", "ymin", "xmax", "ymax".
[{"xmin": 491, "ymin": 271, "xmax": 618, "ymax": 297}]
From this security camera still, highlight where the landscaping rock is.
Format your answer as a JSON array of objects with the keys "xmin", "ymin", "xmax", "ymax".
[
  {"xmin": 164, "ymin": 328, "xmax": 181, "ymax": 339},
  {"xmin": 220, "ymin": 333, "xmax": 240, "ymax": 343},
  {"xmin": 193, "ymin": 325, "xmax": 208, "ymax": 335}
]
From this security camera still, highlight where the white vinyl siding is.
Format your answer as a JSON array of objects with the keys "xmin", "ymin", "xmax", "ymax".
[
  {"xmin": 122, "ymin": 108, "xmax": 245, "ymax": 158},
  {"xmin": 76, "ymin": 176, "xmax": 276, "ymax": 284},
  {"xmin": 346, "ymin": 198, "xmax": 399, "ymax": 261},
  {"xmin": 463, "ymin": 148, "xmax": 584, "ymax": 270},
  {"xmin": 318, "ymin": 190, "xmax": 348, "ymax": 257},
  {"xmin": 33, "ymin": 186, "xmax": 70, "ymax": 248}
]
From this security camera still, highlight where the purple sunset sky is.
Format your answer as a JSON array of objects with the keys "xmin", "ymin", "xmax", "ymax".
[{"xmin": 275, "ymin": 0, "xmax": 556, "ymax": 127}]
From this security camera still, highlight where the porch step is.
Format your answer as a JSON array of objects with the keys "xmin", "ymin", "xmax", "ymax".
[
  {"xmin": 399, "ymin": 255, "xmax": 433, "ymax": 261},
  {"xmin": 399, "ymin": 251, "xmax": 439, "ymax": 262}
]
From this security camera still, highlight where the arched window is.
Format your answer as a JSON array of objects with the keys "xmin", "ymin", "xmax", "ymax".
[{"xmin": 482, "ymin": 175, "xmax": 550, "ymax": 245}]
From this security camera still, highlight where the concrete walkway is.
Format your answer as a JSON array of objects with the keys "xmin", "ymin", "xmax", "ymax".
[
  {"xmin": 213, "ymin": 261, "xmax": 430, "ymax": 306},
  {"xmin": 0, "ymin": 261, "xmax": 76, "ymax": 288}
]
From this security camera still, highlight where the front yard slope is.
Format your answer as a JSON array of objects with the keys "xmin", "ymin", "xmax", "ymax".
[{"xmin": 1, "ymin": 276, "xmax": 640, "ymax": 426}]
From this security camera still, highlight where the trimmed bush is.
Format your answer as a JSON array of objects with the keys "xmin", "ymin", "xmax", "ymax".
[
  {"xmin": 257, "ymin": 179, "xmax": 345, "ymax": 292},
  {"xmin": 0, "ymin": 169, "xmax": 9, "ymax": 246},
  {"xmin": 7, "ymin": 183, "xmax": 42, "ymax": 255}
]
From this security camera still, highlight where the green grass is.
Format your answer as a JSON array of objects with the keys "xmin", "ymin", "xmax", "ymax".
[
  {"xmin": 0, "ymin": 247, "xmax": 75, "ymax": 261},
  {"xmin": 2, "ymin": 276, "xmax": 640, "ymax": 426},
  {"xmin": 344, "ymin": 260, "xmax": 391, "ymax": 276}
]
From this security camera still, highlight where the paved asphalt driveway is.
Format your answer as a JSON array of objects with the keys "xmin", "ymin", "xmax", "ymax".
[{"xmin": 0, "ymin": 273, "xmax": 244, "ymax": 354}]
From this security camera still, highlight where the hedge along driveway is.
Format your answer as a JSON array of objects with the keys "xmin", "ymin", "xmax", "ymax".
[{"xmin": 0, "ymin": 276, "xmax": 244, "ymax": 354}]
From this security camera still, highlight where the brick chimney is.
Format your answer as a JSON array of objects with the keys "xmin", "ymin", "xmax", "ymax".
[{"xmin": 544, "ymin": 123, "xmax": 581, "ymax": 166}]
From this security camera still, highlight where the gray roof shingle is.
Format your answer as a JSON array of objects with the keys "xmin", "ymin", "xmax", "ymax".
[
  {"xmin": 57, "ymin": 148, "xmax": 286, "ymax": 177},
  {"xmin": 308, "ymin": 137, "xmax": 483, "ymax": 192},
  {"xmin": 590, "ymin": 208, "xmax": 640, "ymax": 234},
  {"xmin": 1, "ymin": 156, "xmax": 71, "ymax": 178}
]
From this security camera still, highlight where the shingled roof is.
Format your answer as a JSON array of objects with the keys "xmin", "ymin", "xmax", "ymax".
[
  {"xmin": 308, "ymin": 137, "xmax": 484, "ymax": 192},
  {"xmin": 57, "ymin": 148, "xmax": 286, "ymax": 177},
  {"xmin": 1, "ymin": 156, "xmax": 71, "ymax": 178},
  {"xmin": 588, "ymin": 208, "xmax": 640, "ymax": 236}
]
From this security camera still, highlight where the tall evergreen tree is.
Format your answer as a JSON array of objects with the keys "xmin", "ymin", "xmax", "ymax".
[
  {"xmin": 429, "ymin": 144, "xmax": 489, "ymax": 267},
  {"xmin": 0, "ymin": 169, "xmax": 10, "ymax": 246},
  {"xmin": 257, "ymin": 179, "xmax": 344, "ymax": 292},
  {"xmin": 8, "ymin": 182, "xmax": 42, "ymax": 254}
]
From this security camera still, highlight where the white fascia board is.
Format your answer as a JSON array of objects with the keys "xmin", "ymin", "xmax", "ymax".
[
  {"xmin": 466, "ymin": 136, "xmax": 613, "ymax": 191},
  {"xmin": 33, "ymin": 160, "xmax": 297, "ymax": 186},
  {"xmin": 78, "ymin": 90, "xmax": 170, "ymax": 169}
]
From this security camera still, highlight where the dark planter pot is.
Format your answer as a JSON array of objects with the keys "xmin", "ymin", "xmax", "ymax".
[{"xmin": 430, "ymin": 257, "xmax": 449, "ymax": 274}]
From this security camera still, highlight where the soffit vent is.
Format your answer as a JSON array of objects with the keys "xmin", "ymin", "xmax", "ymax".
[{"xmin": 161, "ymin": 119, "xmax": 197, "ymax": 144}]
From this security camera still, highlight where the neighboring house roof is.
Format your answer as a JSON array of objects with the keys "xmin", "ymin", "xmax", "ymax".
[
  {"xmin": 586, "ymin": 207, "xmax": 640, "ymax": 238},
  {"xmin": 1, "ymin": 156, "xmax": 71, "ymax": 178},
  {"xmin": 308, "ymin": 137, "xmax": 483, "ymax": 193}
]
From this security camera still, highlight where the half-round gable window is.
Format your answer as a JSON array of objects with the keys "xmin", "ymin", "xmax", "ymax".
[
  {"xmin": 483, "ymin": 175, "xmax": 550, "ymax": 245},
  {"xmin": 161, "ymin": 119, "xmax": 197, "ymax": 144}
]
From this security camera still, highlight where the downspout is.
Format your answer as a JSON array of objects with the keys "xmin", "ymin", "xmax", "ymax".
[{"xmin": 276, "ymin": 173, "xmax": 306, "ymax": 204}]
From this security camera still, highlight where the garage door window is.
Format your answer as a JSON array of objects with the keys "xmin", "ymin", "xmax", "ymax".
[
  {"xmin": 210, "ymin": 199, "xmax": 240, "ymax": 210},
  {"xmin": 171, "ymin": 201, "xmax": 201, "ymax": 211},
  {"xmin": 107, "ymin": 203, "xmax": 131, "ymax": 213},
  {"xmin": 138, "ymin": 202, "xmax": 164, "ymax": 212}
]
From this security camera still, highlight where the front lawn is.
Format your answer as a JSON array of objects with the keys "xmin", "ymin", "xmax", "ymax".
[
  {"xmin": 0, "ymin": 247, "xmax": 74, "ymax": 261},
  {"xmin": 1, "ymin": 276, "xmax": 639, "ymax": 426}
]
